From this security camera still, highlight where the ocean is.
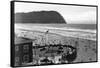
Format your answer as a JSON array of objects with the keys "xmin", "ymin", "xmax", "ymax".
[
  {"xmin": 15, "ymin": 23, "xmax": 96, "ymax": 29},
  {"xmin": 15, "ymin": 23, "xmax": 97, "ymax": 33}
]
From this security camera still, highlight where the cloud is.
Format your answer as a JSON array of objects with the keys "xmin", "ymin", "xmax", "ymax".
[{"xmin": 62, "ymin": 10, "xmax": 96, "ymax": 24}]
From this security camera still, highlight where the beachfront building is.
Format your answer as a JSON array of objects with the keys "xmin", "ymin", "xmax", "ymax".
[{"xmin": 14, "ymin": 36, "xmax": 33, "ymax": 66}]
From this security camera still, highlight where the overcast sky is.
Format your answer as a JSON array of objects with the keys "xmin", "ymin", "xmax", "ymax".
[{"xmin": 15, "ymin": 2, "xmax": 97, "ymax": 24}]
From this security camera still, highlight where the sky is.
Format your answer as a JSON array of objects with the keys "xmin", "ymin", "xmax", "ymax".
[{"xmin": 15, "ymin": 2, "xmax": 97, "ymax": 24}]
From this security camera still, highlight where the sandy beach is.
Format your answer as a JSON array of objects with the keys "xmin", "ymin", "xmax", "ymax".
[{"xmin": 15, "ymin": 24, "xmax": 97, "ymax": 63}]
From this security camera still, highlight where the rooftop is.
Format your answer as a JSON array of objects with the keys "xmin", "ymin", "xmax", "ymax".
[{"xmin": 15, "ymin": 36, "xmax": 32, "ymax": 44}]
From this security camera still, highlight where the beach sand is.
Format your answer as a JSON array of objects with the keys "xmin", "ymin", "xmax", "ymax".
[{"xmin": 15, "ymin": 29, "xmax": 97, "ymax": 63}]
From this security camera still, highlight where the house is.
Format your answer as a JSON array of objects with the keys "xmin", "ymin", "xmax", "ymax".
[{"xmin": 14, "ymin": 36, "xmax": 33, "ymax": 66}]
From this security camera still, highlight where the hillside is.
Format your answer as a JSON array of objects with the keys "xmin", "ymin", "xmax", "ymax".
[{"xmin": 15, "ymin": 11, "xmax": 66, "ymax": 24}]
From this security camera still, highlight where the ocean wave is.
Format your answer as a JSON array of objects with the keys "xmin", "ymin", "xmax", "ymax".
[{"xmin": 42, "ymin": 26, "xmax": 96, "ymax": 34}]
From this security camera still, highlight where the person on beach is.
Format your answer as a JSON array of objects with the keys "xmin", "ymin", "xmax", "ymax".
[{"xmin": 45, "ymin": 29, "xmax": 49, "ymax": 34}]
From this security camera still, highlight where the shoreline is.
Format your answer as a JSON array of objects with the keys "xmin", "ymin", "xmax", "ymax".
[{"xmin": 15, "ymin": 28, "xmax": 96, "ymax": 41}]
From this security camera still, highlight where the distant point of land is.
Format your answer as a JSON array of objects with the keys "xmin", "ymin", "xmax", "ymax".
[{"xmin": 15, "ymin": 11, "xmax": 66, "ymax": 24}]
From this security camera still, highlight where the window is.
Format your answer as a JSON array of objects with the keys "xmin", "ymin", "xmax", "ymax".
[
  {"xmin": 23, "ymin": 45, "xmax": 29, "ymax": 52},
  {"xmin": 15, "ymin": 57, "xmax": 19, "ymax": 62},
  {"xmin": 23, "ymin": 55, "xmax": 29, "ymax": 63},
  {"xmin": 15, "ymin": 46, "xmax": 19, "ymax": 51}
]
